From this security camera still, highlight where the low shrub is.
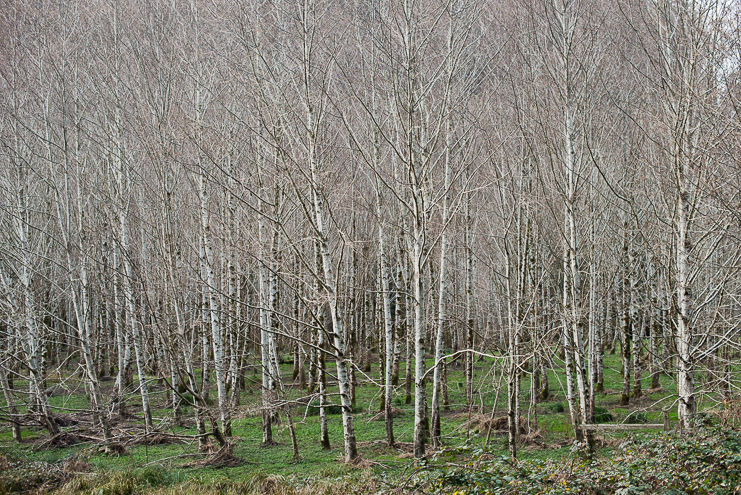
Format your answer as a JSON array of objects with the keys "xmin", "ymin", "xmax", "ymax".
[
  {"xmin": 0, "ymin": 454, "xmax": 87, "ymax": 494},
  {"xmin": 55, "ymin": 466, "xmax": 182, "ymax": 495},
  {"xmin": 594, "ymin": 406, "xmax": 614, "ymax": 423}
]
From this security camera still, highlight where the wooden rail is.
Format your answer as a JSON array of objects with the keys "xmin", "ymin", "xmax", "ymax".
[
  {"xmin": 580, "ymin": 423, "xmax": 666, "ymax": 431},
  {"xmin": 580, "ymin": 410, "xmax": 672, "ymax": 432}
]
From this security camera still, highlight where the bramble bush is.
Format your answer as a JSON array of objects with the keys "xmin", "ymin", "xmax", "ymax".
[
  {"xmin": 397, "ymin": 426, "xmax": 741, "ymax": 495},
  {"xmin": 4, "ymin": 426, "xmax": 741, "ymax": 494},
  {"xmin": 0, "ymin": 454, "xmax": 80, "ymax": 494}
]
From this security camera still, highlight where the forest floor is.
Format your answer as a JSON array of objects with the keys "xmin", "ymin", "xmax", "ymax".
[{"xmin": 0, "ymin": 350, "xmax": 735, "ymax": 494}]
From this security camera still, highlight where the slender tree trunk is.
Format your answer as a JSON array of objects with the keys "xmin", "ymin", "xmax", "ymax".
[
  {"xmin": 464, "ymin": 188, "xmax": 475, "ymax": 410},
  {"xmin": 0, "ymin": 338, "xmax": 22, "ymax": 442},
  {"xmin": 200, "ymin": 169, "xmax": 229, "ymax": 440},
  {"xmin": 316, "ymin": 242, "xmax": 331, "ymax": 450},
  {"xmin": 430, "ymin": 45, "xmax": 454, "ymax": 443},
  {"xmin": 376, "ymin": 174, "xmax": 396, "ymax": 447},
  {"xmin": 630, "ymin": 242, "xmax": 642, "ymax": 400},
  {"xmin": 399, "ymin": 235, "xmax": 413, "ymax": 406},
  {"xmin": 676, "ymin": 181, "xmax": 695, "ymax": 427},
  {"xmin": 650, "ymin": 298, "xmax": 661, "ymax": 389},
  {"xmin": 116, "ymin": 146, "xmax": 152, "ymax": 432},
  {"xmin": 411, "ymin": 210, "xmax": 427, "ymax": 460},
  {"xmin": 51, "ymin": 127, "xmax": 113, "ymax": 446},
  {"xmin": 302, "ymin": 0, "xmax": 358, "ymax": 461},
  {"xmin": 620, "ymin": 226, "xmax": 632, "ymax": 407},
  {"xmin": 259, "ymin": 206, "xmax": 274, "ymax": 446},
  {"xmin": 587, "ymin": 203, "xmax": 597, "ymax": 429}
]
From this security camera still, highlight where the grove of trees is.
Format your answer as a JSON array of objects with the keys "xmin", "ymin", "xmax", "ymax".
[{"xmin": 1, "ymin": 0, "xmax": 741, "ymax": 465}]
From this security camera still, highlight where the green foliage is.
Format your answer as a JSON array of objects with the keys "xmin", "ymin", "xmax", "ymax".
[
  {"xmin": 593, "ymin": 406, "xmax": 614, "ymax": 423},
  {"xmin": 546, "ymin": 402, "xmax": 566, "ymax": 414},
  {"xmin": 11, "ymin": 427, "xmax": 741, "ymax": 495},
  {"xmin": 179, "ymin": 394, "xmax": 194, "ymax": 408},
  {"xmin": 695, "ymin": 412, "xmax": 719, "ymax": 428},
  {"xmin": 402, "ymin": 427, "xmax": 741, "ymax": 495},
  {"xmin": 53, "ymin": 469, "xmax": 380, "ymax": 495}
]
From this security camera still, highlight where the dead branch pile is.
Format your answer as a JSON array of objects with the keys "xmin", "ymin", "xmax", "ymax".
[
  {"xmin": 125, "ymin": 433, "xmax": 185, "ymax": 447},
  {"xmin": 184, "ymin": 443, "xmax": 241, "ymax": 468},
  {"xmin": 39, "ymin": 432, "xmax": 82, "ymax": 449},
  {"xmin": 522, "ymin": 429, "xmax": 545, "ymax": 446},
  {"xmin": 348, "ymin": 455, "xmax": 376, "ymax": 469},
  {"xmin": 53, "ymin": 414, "xmax": 80, "ymax": 427},
  {"xmin": 60, "ymin": 459, "xmax": 94, "ymax": 474},
  {"xmin": 391, "ymin": 442, "xmax": 414, "ymax": 452},
  {"xmin": 368, "ymin": 408, "xmax": 405, "ymax": 422},
  {"xmin": 472, "ymin": 414, "xmax": 528, "ymax": 435}
]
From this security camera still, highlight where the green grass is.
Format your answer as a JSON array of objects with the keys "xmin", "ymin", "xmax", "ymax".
[{"xmin": 0, "ymin": 343, "xmax": 730, "ymax": 493}]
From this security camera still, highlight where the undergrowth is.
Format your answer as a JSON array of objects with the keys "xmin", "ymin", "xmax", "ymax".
[
  {"xmin": 403, "ymin": 426, "xmax": 741, "ymax": 495},
  {"xmin": 3, "ymin": 426, "xmax": 741, "ymax": 494}
]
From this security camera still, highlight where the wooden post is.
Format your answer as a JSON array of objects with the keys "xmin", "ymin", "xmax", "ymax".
[{"xmin": 663, "ymin": 408, "xmax": 670, "ymax": 431}]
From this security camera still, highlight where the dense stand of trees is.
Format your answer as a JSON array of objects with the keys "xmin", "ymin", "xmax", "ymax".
[{"xmin": 1, "ymin": 0, "xmax": 741, "ymax": 463}]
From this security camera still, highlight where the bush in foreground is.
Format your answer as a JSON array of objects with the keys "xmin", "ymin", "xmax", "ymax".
[
  {"xmin": 403, "ymin": 426, "xmax": 741, "ymax": 494},
  {"xmin": 4, "ymin": 426, "xmax": 741, "ymax": 495}
]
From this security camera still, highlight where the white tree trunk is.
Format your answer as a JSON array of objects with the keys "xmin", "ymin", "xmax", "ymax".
[
  {"xmin": 301, "ymin": 0, "xmax": 357, "ymax": 462},
  {"xmin": 258, "ymin": 203, "xmax": 274, "ymax": 445},
  {"xmin": 199, "ymin": 170, "xmax": 229, "ymax": 438},
  {"xmin": 676, "ymin": 184, "xmax": 695, "ymax": 427}
]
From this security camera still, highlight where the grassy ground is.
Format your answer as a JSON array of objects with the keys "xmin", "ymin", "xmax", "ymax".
[{"xmin": 0, "ymin": 346, "xmax": 721, "ymax": 492}]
